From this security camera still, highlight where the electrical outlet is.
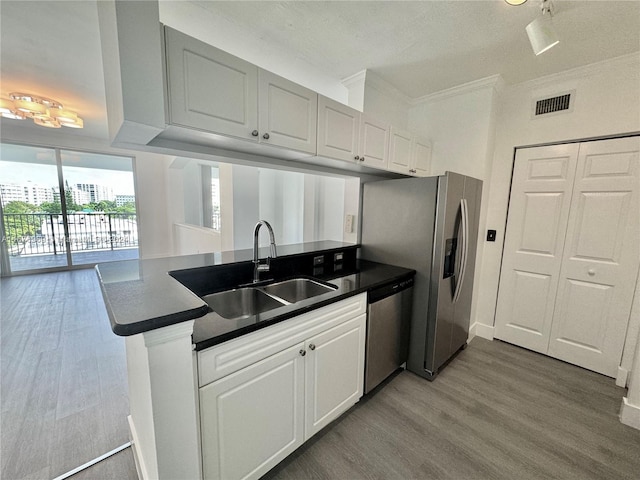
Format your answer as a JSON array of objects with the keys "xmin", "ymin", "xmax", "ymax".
[{"xmin": 344, "ymin": 214, "xmax": 354, "ymax": 233}]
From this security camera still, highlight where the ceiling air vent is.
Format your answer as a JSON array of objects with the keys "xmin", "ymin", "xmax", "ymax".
[{"xmin": 532, "ymin": 90, "xmax": 575, "ymax": 118}]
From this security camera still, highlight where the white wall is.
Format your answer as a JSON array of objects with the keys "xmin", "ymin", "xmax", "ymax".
[
  {"xmin": 408, "ymin": 82, "xmax": 499, "ymax": 181},
  {"xmin": 408, "ymin": 78, "xmax": 501, "ymax": 341},
  {"xmin": 476, "ymin": 53, "xmax": 640, "ymax": 375},
  {"xmin": 363, "ymin": 73, "xmax": 411, "ymax": 130},
  {"xmin": 231, "ymin": 165, "xmax": 260, "ymax": 251},
  {"xmin": 134, "ymin": 152, "xmax": 174, "ymax": 258}
]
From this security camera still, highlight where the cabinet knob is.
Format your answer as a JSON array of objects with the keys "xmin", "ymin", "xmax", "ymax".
[
  {"xmin": 251, "ymin": 130, "xmax": 259, "ymax": 137},
  {"xmin": 409, "ymin": 169, "xmax": 417, "ymax": 174},
  {"xmin": 354, "ymin": 155, "xmax": 360, "ymax": 160},
  {"xmin": 299, "ymin": 349, "xmax": 306, "ymax": 356},
  {"xmin": 263, "ymin": 133, "xmax": 270, "ymax": 140},
  {"xmin": 588, "ymin": 269, "xmax": 596, "ymax": 276},
  {"xmin": 360, "ymin": 157, "xmax": 365, "ymax": 162},
  {"xmin": 309, "ymin": 344, "xmax": 316, "ymax": 351}
]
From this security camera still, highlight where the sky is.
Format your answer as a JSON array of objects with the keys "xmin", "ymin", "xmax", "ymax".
[{"xmin": 0, "ymin": 162, "xmax": 135, "ymax": 195}]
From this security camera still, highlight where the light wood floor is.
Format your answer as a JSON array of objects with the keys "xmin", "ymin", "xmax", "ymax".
[
  {"xmin": 1, "ymin": 270, "xmax": 135, "ymax": 480},
  {"xmin": 2, "ymin": 270, "xmax": 639, "ymax": 479}
]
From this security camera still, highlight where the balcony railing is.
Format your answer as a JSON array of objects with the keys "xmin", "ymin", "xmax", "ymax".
[{"xmin": 3, "ymin": 212, "xmax": 138, "ymax": 256}]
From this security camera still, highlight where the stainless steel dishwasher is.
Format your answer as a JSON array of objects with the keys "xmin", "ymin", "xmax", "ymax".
[{"xmin": 364, "ymin": 277, "xmax": 414, "ymax": 394}]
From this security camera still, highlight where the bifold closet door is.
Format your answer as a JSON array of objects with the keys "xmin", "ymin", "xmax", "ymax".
[
  {"xmin": 496, "ymin": 136, "xmax": 639, "ymax": 377},
  {"xmin": 494, "ymin": 144, "xmax": 580, "ymax": 353},
  {"xmin": 547, "ymin": 137, "xmax": 639, "ymax": 377}
]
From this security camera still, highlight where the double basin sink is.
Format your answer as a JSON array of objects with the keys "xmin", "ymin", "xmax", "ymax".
[{"xmin": 200, "ymin": 278, "xmax": 338, "ymax": 320}]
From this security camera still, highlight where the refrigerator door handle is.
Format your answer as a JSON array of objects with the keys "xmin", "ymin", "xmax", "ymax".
[{"xmin": 452, "ymin": 198, "xmax": 468, "ymax": 304}]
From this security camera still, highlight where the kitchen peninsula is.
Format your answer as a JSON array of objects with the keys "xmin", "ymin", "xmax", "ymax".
[{"xmin": 96, "ymin": 241, "xmax": 414, "ymax": 480}]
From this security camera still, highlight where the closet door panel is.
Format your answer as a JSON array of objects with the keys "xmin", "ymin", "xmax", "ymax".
[
  {"xmin": 548, "ymin": 137, "xmax": 640, "ymax": 376},
  {"xmin": 494, "ymin": 144, "xmax": 580, "ymax": 353}
]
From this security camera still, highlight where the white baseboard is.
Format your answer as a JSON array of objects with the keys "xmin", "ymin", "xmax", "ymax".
[
  {"xmin": 468, "ymin": 322, "xmax": 477, "ymax": 341},
  {"xmin": 620, "ymin": 397, "xmax": 640, "ymax": 430},
  {"xmin": 128, "ymin": 415, "xmax": 149, "ymax": 480},
  {"xmin": 474, "ymin": 323, "xmax": 495, "ymax": 340},
  {"xmin": 616, "ymin": 366, "xmax": 629, "ymax": 388}
]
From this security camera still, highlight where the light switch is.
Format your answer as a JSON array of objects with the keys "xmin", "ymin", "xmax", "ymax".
[{"xmin": 344, "ymin": 214, "xmax": 354, "ymax": 233}]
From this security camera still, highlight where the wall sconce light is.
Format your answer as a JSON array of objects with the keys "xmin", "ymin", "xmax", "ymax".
[
  {"xmin": 0, "ymin": 93, "xmax": 84, "ymax": 128},
  {"xmin": 525, "ymin": 0, "xmax": 559, "ymax": 55}
]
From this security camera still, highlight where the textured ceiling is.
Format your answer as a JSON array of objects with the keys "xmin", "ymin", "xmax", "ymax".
[
  {"xmin": 0, "ymin": 1, "xmax": 638, "ymax": 142},
  {"xmin": 191, "ymin": 1, "xmax": 640, "ymax": 99}
]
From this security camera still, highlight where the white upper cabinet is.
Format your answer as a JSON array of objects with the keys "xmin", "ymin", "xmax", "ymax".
[
  {"xmin": 258, "ymin": 70, "xmax": 317, "ymax": 154},
  {"xmin": 359, "ymin": 114, "xmax": 390, "ymax": 170},
  {"xmin": 388, "ymin": 127, "xmax": 413, "ymax": 173},
  {"xmin": 317, "ymin": 96, "xmax": 360, "ymax": 162},
  {"xmin": 165, "ymin": 26, "xmax": 317, "ymax": 154},
  {"xmin": 388, "ymin": 126, "xmax": 431, "ymax": 176},
  {"xmin": 318, "ymin": 96, "xmax": 390, "ymax": 170},
  {"xmin": 165, "ymin": 27, "xmax": 259, "ymax": 141},
  {"xmin": 411, "ymin": 135, "xmax": 432, "ymax": 176}
]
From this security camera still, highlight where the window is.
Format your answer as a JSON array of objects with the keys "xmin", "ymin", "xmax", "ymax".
[{"xmin": 0, "ymin": 143, "xmax": 137, "ymax": 275}]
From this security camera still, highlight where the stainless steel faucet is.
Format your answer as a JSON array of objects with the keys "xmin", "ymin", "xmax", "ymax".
[{"xmin": 253, "ymin": 220, "xmax": 277, "ymax": 283}]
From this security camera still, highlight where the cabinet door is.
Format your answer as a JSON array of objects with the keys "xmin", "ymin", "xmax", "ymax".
[
  {"xmin": 388, "ymin": 127, "xmax": 412, "ymax": 174},
  {"xmin": 317, "ymin": 96, "xmax": 360, "ymax": 162},
  {"xmin": 304, "ymin": 314, "xmax": 365, "ymax": 439},
  {"xmin": 165, "ymin": 27, "xmax": 259, "ymax": 141},
  {"xmin": 200, "ymin": 343, "xmax": 305, "ymax": 480},
  {"xmin": 359, "ymin": 114, "xmax": 389, "ymax": 170},
  {"xmin": 258, "ymin": 70, "xmax": 317, "ymax": 154},
  {"xmin": 411, "ymin": 136, "xmax": 432, "ymax": 176}
]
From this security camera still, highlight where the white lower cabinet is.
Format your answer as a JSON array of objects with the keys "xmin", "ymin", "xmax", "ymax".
[
  {"xmin": 199, "ymin": 343, "xmax": 306, "ymax": 480},
  {"xmin": 198, "ymin": 294, "xmax": 367, "ymax": 480},
  {"xmin": 305, "ymin": 315, "xmax": 365, "ymax": 438}
]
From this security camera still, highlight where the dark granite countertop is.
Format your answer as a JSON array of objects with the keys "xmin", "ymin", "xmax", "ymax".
[
  {"xmin": 192, "ymin": 260, "xmax": 415, "ymax": 351},
  {"xmin": 96, "ymin": 241, "xmax": 415, "ymax": 351}
]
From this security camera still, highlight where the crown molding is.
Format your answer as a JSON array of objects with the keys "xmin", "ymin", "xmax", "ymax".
[
  {"xmin": 512, "ymin": 51, "xmax": 640, "ymax": 91},
  {"xmin": 411, "ymin": 74, "xmax": 504, "ymax": 105}
]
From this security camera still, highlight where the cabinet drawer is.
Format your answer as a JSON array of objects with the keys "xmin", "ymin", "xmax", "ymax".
[{"xmin": 197, "ymin": 293, "xmax": 366, "ymax": 387}]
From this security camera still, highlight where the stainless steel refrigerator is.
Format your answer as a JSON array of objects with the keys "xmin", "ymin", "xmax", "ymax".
[{"xmin": 361, "ymin": 171, "xmax": 482, "ymax": 380}]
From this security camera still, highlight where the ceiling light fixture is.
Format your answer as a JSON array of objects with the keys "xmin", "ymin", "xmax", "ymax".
[
  {"xmin": 0, "ymin": 93, "xmax": 84, "ymax": 128},
  {"xmin": 526, "ymin": 0, "xmax": 559, "ymax": 55},
  {"xmin": 505, "ymin": 0, "xmax": 527, "ymax": 5}
]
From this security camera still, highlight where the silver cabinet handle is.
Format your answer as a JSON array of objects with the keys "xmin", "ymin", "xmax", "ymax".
[
  {"xmin": 299, "ymin": 349, "xmax": 306, "ymax": 356},
  {"xmin": 263, "ymin": 133, "xmax": 270, "ymax": 140},
  {"xmin": 251, "ymin": 130, "xmax": 259, "ymax": 136},
  {"xmin": 354, "ymin": 155, "xmax": 360, "ymax": 160},
  {"xmin": 309, "ymin": 344, "xmax": 316, "ymax": 351},
  {"xmin": 359, "ymin": 157, "xmax": 365, "ymax": 162}
]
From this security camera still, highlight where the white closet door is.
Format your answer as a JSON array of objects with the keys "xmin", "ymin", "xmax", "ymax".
[
  {"xmin": 494, "ymin": 144, "xmax": 580, "ymax": 353},
  {"xmin": 548, "ymin": 137, "xmax": 640, "ymax": 376}
]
